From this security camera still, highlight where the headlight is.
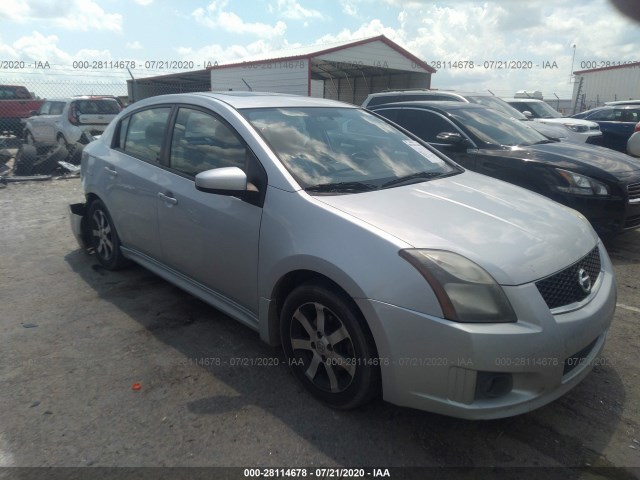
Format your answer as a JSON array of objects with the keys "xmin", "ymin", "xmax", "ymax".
[
  {"xmin": 555, "ymin": 169, "xmax": 610, "ymax": 196},
  {"xmin": 399, "ymin": 249, "xmax": 517, "ymax": 323},
  {"xmin": 563, "ymin": 123, "xmax": 588, "ymax": 133}
]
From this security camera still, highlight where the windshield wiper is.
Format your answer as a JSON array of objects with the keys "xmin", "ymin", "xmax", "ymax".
[
  {"xmin": 380, "ymin": 171, "xmax": 445, "ymax": 189},
  {"xmin": 304, "ymin": 181, "xmax": 377, "ymax": 193}
]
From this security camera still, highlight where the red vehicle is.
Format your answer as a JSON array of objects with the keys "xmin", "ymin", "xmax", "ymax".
[{"xmin": 0, "ymin": 85, "xmax": 44, "ymax": 135}]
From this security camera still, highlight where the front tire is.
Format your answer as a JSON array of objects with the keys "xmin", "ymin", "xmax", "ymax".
[
  {"xmin": 280, "ymin": 283, "xmax": 380, "ymax": 409},
  {"xmin": 87, "ymin": 199, "xmax": 128, "ymax": 270}
]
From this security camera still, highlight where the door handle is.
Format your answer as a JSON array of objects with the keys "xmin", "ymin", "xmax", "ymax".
[
  {"xmin": 104, "ymin": 166, "xmax": 118, "ymax": 176},
  {"xmin": 157, "ymin": 192, "xmax": 178, "ymax": 205}
]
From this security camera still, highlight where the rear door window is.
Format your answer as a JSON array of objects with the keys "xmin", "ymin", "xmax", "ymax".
[{"xmin": 120, "ymin": 107, "xmax": 172, "ymax": 164}]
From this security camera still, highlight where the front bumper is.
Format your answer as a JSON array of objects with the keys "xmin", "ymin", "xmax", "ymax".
[
  {"xmin": 69, "ymin": 202, "xmax": 91, "ymax": 251},
  {"xmin": 553, "ymin": 192, "xmax": 640, "ymax": 234},
  {"xmin": 356, "ymin": 244, "xmax": 617, "ymax": 419}
]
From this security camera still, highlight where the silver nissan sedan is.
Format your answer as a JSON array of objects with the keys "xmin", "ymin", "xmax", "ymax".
[{"xmin": 69, "ymin": 92, "xmax": 616, "ymax": 419}]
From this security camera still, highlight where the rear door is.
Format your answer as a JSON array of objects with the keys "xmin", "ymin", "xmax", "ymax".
[{"xmin": 101, "ymin": 105, "xmax": 173, "ymax": 259}]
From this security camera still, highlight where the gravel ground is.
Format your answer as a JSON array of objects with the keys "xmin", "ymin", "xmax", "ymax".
[{"xmin": 0, "ymin": 179, "xmax": 638, "ymax": 479}]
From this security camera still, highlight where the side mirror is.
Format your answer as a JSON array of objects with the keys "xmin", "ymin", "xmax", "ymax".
[
  {"xmin": 522, "ymin": 110, "xmax": 533, "ymax": 118},
  {"xmin": 436, "ymin": 132, "xmax": 464, "ymax": 144},
  {"xmin": 29, "ymin": 110, "xmax": 39, "ymax": 116},
  {"xmin": 195, "ymin": 167, "xmax": 247, "ymax": 194},
  {"xmin": 435, "ymin": 132, "xmax": 472, "ymax": 149}
]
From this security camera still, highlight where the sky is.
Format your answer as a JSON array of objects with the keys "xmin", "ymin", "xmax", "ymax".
[{"xmin": 0, "ymin": 0, "xmax": 639, "ymax": 100}]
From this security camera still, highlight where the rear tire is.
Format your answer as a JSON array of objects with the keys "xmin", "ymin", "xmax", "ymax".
[
  {"xmin": 87, "ymin": 199, "xmax": 129, "ymax": 270},
  {"xmin": 280, "ymin": 283, "xmax": 380, "ymax": 409},
  {"xmin": 13, "ymin": 145, "xmax": 37, "ymax": 175},
  {"xmin": 30, "ymin": 145, "xmax": 68, "ymax": 175}
]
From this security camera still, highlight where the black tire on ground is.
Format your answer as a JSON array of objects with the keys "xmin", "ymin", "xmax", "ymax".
[
  {"xmin": 280, "ymin": 282, "xmax": 380, "ymax": 410},
  {"xmin": 13, "ymin": 144, "xmax": 38, "ymax": 176},
  {"xmin": 0, "ymin": 149, "xmax": 12, "ymax": 164},
  {"xmin": 87, "ymin": 199, "xmax": 129, "ymax": 270},
  {"xmin": 68, "ymin": 143, "xmax": 84, "ymax": 165},
  {"xmin": 57, "ymin": 135, "xmax": 74, "ymax": 161},
  {"xmin": 30, "ymin": 145, "xmax": 68, "ymax": 175}
]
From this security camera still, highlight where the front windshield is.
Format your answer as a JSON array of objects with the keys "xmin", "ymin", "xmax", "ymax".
[
  {"xmin": 526, "ymin": 101, "xmax": 562, "ymax": 118},
  {"xmin": 241, "ymin": 107, "xmax": 459, "ymax": 190},
  {"xmin": 450, "ymin": 107, "xmax": 548, "ymax": 146},
  {"xmin": 467, "ymin": 95, "xmax": 527, "ymax": 120}
]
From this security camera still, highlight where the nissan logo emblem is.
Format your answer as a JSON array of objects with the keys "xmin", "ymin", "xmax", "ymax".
[{"xmin": 578, "ymin": 268, "xmax": 592, "ymax": 293}]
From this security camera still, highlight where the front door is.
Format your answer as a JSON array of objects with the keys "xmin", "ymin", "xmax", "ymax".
[{"xmin": 155, "ymin": 106, "xmax": 266, "ymax": 313}]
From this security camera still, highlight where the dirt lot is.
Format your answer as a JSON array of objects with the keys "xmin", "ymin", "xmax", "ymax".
[{"xmin": 0, "ymin": 179, "xmax": 639, "ymax": 479}]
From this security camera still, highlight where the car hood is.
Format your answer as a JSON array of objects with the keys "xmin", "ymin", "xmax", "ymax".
[
  {"xmin": 536, "ymin": 117, "xmax": 599, "ymax": 128},
  {"xmin": 525, "ymin": 141, "xmax": 640, "ymax": 177},
  {"xmin": 315, "ymin": 171, "xmax": 597, "ymax": 286},
  {"xmin": 524, "ymin": 120, "xmax": 569, "ymax": 140}
]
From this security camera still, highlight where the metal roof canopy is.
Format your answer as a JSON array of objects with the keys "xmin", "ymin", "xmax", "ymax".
[{"xmin": 128, "ymin": 35, "xmax": 434, "ymax": 103}]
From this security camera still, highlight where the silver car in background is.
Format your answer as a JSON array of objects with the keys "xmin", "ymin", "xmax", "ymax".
[
  {"xmin": 70, "ymin": 92, "xmax": 616, "ymax": 419},
  {"xmin": 24, "ymin": 96, "xmax": 122, "ymax": 149}
]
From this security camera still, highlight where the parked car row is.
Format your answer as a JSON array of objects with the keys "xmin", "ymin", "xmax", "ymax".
[
  {"xmin": 503, "ymin": 97, "xmax": 603, "ymax": 144},
  {"xmin": 70, "ymin": 91, "xmax": 619, "ymax": 420},
  {"xmin": 361, "ymin": 89, "xmax": 603, "ymax": 144}
]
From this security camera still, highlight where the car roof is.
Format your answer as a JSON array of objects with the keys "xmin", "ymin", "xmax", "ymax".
[
  {"xmin": 156, "ymin": 91, "xmax": 356, "ymax": 109},
  {"xmin": 369, "ymin": 100, "xmax": 485, "ymax": 112},
  {"xmin": 604, "ymin": 100, "xmax": 640, "ymax": 105},
  {"xmin": 367, "ymin": 90, "xmax": 492, "ymax": 98},
  {"xmin": 502, "ymin": 98, "xmax": 543, "ymax": 103}
]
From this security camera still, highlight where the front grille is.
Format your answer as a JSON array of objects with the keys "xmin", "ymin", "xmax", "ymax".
[
  {"xmin": 585, "ymin": 135, "xmax": 603, "ymax": 145},
  {"xmin": 535, "ymin": 247, "xmax": 601, "ymax": 310},
  {"xmin": 563, "ymin": 337, "xmax": 598, "ymax": 376},
  {"xmin": 628, "ymin": 182, "xmax": 640, "ymax": 202}
]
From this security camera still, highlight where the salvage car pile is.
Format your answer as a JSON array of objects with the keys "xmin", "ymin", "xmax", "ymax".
[{"xmin": 0, "ymin": 141, "xmax": 81, "ymax": 184}]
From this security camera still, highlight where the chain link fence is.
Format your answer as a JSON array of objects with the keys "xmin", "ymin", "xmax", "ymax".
[{"xmin": 0, "ymin": 75, "xmax": 212, "ymax": 178}]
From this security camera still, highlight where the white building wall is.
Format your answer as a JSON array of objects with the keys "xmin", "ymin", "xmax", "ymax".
[
  {"xmin": 316, "ymin": 42, "xmax": 429, "ymax": 73},
  {"xmin": 210, "ymin": 59, "xmax": 309, "ymax": 95},
  {"xmin": 572, "ymin": 66, "xmax": 640, "ymax": 111}
]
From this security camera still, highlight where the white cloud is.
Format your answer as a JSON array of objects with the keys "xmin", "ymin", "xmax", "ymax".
[
  {"xmin": 11, "ymin": 31, "xmax": 73, "ymax": 64},
  {"xmin": 126, "ymin": 41, "xmax": 143, "ymax": 50},
  {"xmin": 276, "ymin": 0, "xmax": 324, "ymax": 20},
  {"xmin": 341, "ymin": 1, "xmax": 358, "ymax": 16},
  {"xmin": 134, "ymin": 0, "xmax": 153, "ymax": 5},
  {"xmin": 176, "ymin": 39, "xmax": 275, "ymax": 65},
  {"xmin": 192, "ymin": 0, "xmax": 286, "ymax": 38},
  {"xmin": 0, "ymin": 0, "xmax": 122, "ymax": 31}
]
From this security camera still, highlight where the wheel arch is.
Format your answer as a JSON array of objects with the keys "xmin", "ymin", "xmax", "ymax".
[{"xmin": 263, "ymin": 267, "xmax": 377, "ymax": 356}]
